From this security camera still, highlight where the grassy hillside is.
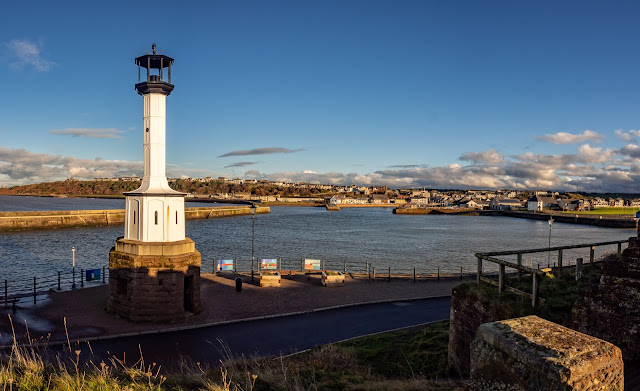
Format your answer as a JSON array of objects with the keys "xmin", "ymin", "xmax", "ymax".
[{"xmin": 0, "ymin": 178, "xmax": 328, "ymax": 198}]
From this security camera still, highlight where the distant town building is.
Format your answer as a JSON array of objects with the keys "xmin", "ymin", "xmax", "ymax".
[
  {"xmin": 489, "ymin": 198, "xmax": 525, "ymax": 211},
  {"xmin": 527, "ymin": 195, "xmax": 557, "ymax": 211}
]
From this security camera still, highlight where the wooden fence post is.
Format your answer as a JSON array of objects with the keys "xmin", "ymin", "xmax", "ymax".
[
  {"xmin": 557, "ymin": 249, "xmax": 563, "ymax": 268},
  {"xmin": 576, "ymin": 257, "xmax": 583, "ymax": 281},
  {"xmin": 617, "ymin": 242, "xmax": 622, "ymax": 259},
  {"xmin": 498, "ymin": 264, "xmax": 505, "ymax": 293},
  {"xmin": 532, "ymin": 273, "xmax": 539, "ymax": 307},
  {"xmin": 477, "ymin": 257, "xmax": 482, "ymax": 284},
  {"xmin": 590, "ymin": 246, "xmax": 595, "ymax": 264}
]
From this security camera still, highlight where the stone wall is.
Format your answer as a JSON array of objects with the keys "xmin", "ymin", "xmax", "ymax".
[
  {"xmin": 0, "ymin": 206, "xmax": 269, "ymax": 232},
  {"xmin": 447, "ymin": 283, "xmax": 526, "ymax": 375},
  {"xmin": 470, "ymin": 316, "xmax": 624, "ymax": 390},
  {"xmin": 107, "ymin": 238, "xmax": 201, "ymax": 323},
  {"xmin": 572, "ymin": 235, "xmax": 640, "ymax": 360}
]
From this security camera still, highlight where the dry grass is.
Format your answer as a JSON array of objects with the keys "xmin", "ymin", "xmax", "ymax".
[{"xmin": 0, "ymin": 317, "xmax": 464, "ymax": 391}]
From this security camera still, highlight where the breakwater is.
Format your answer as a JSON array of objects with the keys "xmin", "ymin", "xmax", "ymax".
[
  {"xmin": 393, "ymin": 207, "xmax": 475, "ymax": 215},
  {"xmin": 495, "ymin": 210, "xmax": 636, "ymax": 229},
  {"xmin": 394, "ymin": 207, "xmax": 636, "ymax": 228},
  {"xmin": 0, "ymin": 206, "xmax": 270, "ymax": 232}
]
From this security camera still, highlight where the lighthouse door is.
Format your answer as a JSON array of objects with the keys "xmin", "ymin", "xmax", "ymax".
[{"xmin": 184, "ymin": 275, "xmax": 194, "ymax": 312}]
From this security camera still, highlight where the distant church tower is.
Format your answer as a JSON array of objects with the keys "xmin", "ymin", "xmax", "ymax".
[{"xmin": 107, "ymin": 44, "xmax": 201, "ymax": 322}]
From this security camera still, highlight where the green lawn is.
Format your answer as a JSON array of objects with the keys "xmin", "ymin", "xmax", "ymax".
[{"xmin": 563, "ymin": 207, "xmax": 640, "ymax": 216}]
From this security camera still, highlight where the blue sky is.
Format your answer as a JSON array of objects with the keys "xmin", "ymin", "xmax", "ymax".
[{"xmin": 1, "ymin": 1, "xmax": 640, "ymax": 191}]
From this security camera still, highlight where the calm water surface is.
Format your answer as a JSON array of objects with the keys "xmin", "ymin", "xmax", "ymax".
[{"xmin": 0, "ymin": 196, "xmax": 634, "ymax": 281}]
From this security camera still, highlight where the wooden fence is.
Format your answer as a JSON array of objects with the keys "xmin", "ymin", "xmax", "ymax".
[{"xmin": 475, "ymin": 239, "xmax": 630, "ymax": 307}]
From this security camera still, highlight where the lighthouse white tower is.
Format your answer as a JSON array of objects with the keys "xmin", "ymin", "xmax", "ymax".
[
  {"xmin": 108, "ymin": 45, "xmax": 201, "ymax": 323},
  {"xmin": 124, "ymin": 44, "xmax": 185, "ymax": 242}
]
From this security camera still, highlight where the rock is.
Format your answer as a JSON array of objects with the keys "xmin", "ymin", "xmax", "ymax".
[{"xmin": 470, "ymin": 315, "xmax": 624, "ymax": 391}]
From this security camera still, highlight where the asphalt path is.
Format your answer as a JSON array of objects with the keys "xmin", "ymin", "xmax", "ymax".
[{"xmin": 74, "ymin": 297, "xmax": 451, "ymax": 367}]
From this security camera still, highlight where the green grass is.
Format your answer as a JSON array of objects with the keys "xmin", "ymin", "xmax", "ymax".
[
  {"xmin": 338, "ymin": 321, "xmax": 452, "ymax": 379},
  {"xmin": 564, "ymin": 207, "xmax": 640, "ymax": 215},
  {"xmin": 472, "ymin": 255, "xmax": 610, "ymax": 325}
]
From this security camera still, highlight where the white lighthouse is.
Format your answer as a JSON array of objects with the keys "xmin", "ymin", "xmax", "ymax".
[
  {"xmin": 108, "ymin": 45, "xmax": 201, "ymax": 323},
  {"xmin": 124, "ymin": 44, "xmax": 185, "ymax": 242}
]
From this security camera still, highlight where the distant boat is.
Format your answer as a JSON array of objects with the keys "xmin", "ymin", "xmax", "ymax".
[{"xmin": 326, "ymin": 204, "xmax": 340, "ymax": 211}]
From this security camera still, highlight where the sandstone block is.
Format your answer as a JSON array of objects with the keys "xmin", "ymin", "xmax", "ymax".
[
  {"xmin": 470, "ymin": 315, "xmax": 624, "ymax": 391},
  {"xmin": 107, "ymin": 237, "xmax": 201, "ymax": 323}
]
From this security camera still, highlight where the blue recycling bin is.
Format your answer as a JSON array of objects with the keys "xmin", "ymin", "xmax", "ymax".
[
  {"xmin": 93, "ymin": 268, "xmax": 101, "ymax": 281},
  {"xmin": 86, "ymin": 269, "xmax": 94, "ymax": 281}
]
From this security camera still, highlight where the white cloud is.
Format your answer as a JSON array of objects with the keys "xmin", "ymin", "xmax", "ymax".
[
  {"xmin": 617, "ymin": 144, "xmax": 640, "ymax": 159},
  {"xmin": 577, "ymin": 144, "xmax": 615, "ymax": 164},
  {"xmin": 0, "ymin": 145, "xmax": 141, "ymax": 186},
  {"xmin": 50, "ymin": 128, "xmax": 125, "ymax": 139},
  {"xmin": 615, "ymin": 129, "xmax": 640, "ymax": 142},
  {"xmin": 536, "ymin": 130, "xmax": 603, "ymax": 144},
  {"xmin": 5, "ymin": 132, "xmax": 640, "ymax": 192},
  {"xmin": 241, "ymin": 139, "xmax": 640, "ymax": 192},
  {"xmin": 4, "ymin": 39, "xmax": 53, "ymax": 72},
  {"xmin": 459, "ymin": 149, "xmax": 504, "ymax": 164}
]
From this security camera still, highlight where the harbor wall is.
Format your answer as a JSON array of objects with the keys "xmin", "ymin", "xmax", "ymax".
[
  {"xmin": 499, "ymin": 210, "xmax": 636, "ymax": 228},
  {"xmin": 395, "ymin": 207, "xmax": 636, "ymax": 228},
  {"xmin": 393, "ymin": 207, "xmax": 475, "ymax": 215},
  {"xmin": 0, "ymin": 206, "xmax": 270, "ymax": 232}
]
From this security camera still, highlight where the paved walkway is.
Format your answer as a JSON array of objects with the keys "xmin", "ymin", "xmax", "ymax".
[
  {"xmin": 0, "ymin": 273, "xmax": 464, "ymax": 345},
  {"xmin": 81, "ymin": 297, "xmax": 452, "ymax": 367}
]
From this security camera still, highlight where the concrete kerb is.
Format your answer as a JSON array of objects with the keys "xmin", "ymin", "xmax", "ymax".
[{"xmin": 2, "ymin": 294, "xmax": 452, "ymax": 350}]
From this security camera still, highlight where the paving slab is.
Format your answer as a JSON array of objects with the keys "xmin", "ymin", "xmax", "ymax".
[{"xmin": 0, "ymin": 272, "xmax": 462, "ymax": 345}]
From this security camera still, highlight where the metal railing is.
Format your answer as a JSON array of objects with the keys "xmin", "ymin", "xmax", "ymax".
[
  {"xmin": 204, "ymin": 257, "xmax": 476, "ymax": 283},
  {"xmin": 475, "ymin": 238, "xmax": 631, "ymax": 307},
  {"xmin": 1, "ymin": 266, "xmax": 109, "ymax": 305}
]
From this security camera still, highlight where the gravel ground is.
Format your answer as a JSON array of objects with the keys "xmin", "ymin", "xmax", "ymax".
[{"xmin": 0, "ymin": 272, "xmax": 464, "ymax": 345}]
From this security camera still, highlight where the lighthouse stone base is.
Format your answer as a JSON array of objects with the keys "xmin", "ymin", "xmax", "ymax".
[{"xmin": 107, "ymin": 238, "xmax": 201, "ymax": 323}]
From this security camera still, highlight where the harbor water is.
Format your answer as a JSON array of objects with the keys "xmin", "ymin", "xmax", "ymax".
[{"xmin": 0, "ymin": 196, "xmax": 634, "ymax": 283}]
